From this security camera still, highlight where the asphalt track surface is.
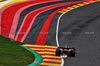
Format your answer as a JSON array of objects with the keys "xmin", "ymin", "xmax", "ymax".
[
  {"xmin": 46, "ymin": 1, "xmax": 100, "ymax": 66},
  {"xmin": 0, "ymin": 0, "xmax": 100, "ymax": 66}
]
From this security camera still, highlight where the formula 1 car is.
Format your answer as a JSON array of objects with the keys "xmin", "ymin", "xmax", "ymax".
[{"xmin": 56, "ymin": 47, "xmax": 75, "ymax": 58}]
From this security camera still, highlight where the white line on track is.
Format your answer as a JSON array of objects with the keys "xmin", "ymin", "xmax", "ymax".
[
  {"xmin": 56, "ymin": 1, "xmax": 99, "ymax": 66},
  {"xmin": 0, "ymin": 0, "xmax": 14, "ymax": 8}
]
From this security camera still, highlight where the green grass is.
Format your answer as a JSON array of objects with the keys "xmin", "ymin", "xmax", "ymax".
[{"xmin": 0, "ymin": 35, "xmax": 35, "ymax": 66}]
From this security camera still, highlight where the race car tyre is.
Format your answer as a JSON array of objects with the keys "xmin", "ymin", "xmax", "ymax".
[
  {"xmin": 56, "ymin": 48, "xmax": 61, "ymax": 56},
  {"xmin": 70, "ymin": 48, "xmax": 75, "ymax": 57}
]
